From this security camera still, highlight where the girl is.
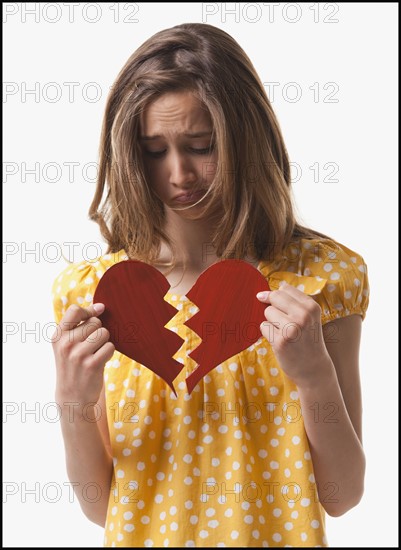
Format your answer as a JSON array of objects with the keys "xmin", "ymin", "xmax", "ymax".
[{"xmin": 51, "ymin": 23, "xmax": 369, "ymax": 547}]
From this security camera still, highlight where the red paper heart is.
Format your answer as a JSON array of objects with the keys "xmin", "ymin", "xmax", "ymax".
[
  {"xmin": 93, "ymin": 260, "xmax": 270, "ymax": 394},
  {"xmin": 93, "ymin": 261, "xmax": 184, "ymax": 395}
]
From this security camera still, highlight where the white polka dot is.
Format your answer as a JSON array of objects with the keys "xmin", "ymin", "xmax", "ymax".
[
  {"xmin": 123, "ymin": 524, "xmax": 134, "ymax": 532},
  {"xmin": 272, "ymin": 533, "xmax": 282, "ymax": 542},
  {"xmin": 284, "ymin": 522, "xmax": 293, "ymax": 530},
  {"xmin": 244, "ymin": 515, "xmax": 254, "ymax": 524},
  {"xmin": 330, "ymin": 272, "xmax": 340, "ymax": 280},
  {"xmin": 170, "ymin": 522, "xmax": 178, "ymax": 531},
  {"xmin": 230, "ymin": 531, "xmax": 239, "ymax": 540},
  {"xmin": 301, "ymin": 498, "xmax": 310, "ymax": 507},
  {"xmin": 292, "ymin": 436, "xmax": 301, "ymax": 445},
  {"xmin": 323, "ymin": 263, "xmax": 333, "ymax": 272},
  {"xmin": 311, "ymin": 519, "xmax": 320, "ymax": 528}
]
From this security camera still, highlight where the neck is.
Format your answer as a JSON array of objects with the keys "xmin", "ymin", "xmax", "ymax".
[{"xmin": 159, "ymin": 208, "xmax": 219, "ymax": 270}]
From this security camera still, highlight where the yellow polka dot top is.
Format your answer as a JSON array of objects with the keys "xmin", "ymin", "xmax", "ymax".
[{"xmin": 51, "ymin": 237, "xmax": 370, "ymax": 547}]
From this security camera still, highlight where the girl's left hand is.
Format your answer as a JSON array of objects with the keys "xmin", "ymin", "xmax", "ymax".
[{"xmin": 256, "ymin": 281, "xmax": 331, "ymax": 387}]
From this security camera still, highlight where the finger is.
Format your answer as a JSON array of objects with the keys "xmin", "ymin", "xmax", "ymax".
[
  {"xmin": 279, "ymin": 280, "xmax": 316, "ymax": 304},
  {"xmin": 60, "ymin": 303, "xmax": 105, "ymax": 333},
  {"xmin": 257, "ymin": 287, "xmax": 301, "ymax": 316},
  {"xmin": 70, "ymin": 316, "xmax": 103, "ymax": 345},
  {"xmin": 80, "ymin": 326, "xmax": 112, "ymax": 355},
  {"xmin": 92, "ymin": 341, "xmax": 116, "ymax": 367}
]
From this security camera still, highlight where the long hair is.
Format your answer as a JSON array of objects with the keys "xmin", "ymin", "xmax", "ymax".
[{"xmin": 89, "ymin": 22, "xmax": 333, "ymax": 271}]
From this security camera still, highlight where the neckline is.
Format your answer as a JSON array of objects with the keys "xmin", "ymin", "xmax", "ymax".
[{"xmin": 164, "ymin": 260, "xmax": 265, "ymax": 299}]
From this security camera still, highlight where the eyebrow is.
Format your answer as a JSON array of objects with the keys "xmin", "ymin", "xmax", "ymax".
[{"xmin": 139, "ymin": 131, "xmax": 213, "ymax": 141}]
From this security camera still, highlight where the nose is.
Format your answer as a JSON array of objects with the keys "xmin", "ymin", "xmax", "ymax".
[{"xmin": 168, "ymin": 151, "xmax": 197, "ymax": 188}]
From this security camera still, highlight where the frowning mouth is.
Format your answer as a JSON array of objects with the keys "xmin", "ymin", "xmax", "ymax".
[{"xmin": 173, "ymin": 190, "xmax": 207, "ymax": 204}]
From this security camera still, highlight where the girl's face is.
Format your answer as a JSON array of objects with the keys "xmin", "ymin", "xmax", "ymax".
[{"xmin": 140, "ymin": 90, "xmax": 218, "ymax": 217}]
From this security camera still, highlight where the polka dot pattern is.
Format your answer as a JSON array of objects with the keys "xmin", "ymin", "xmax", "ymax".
[{"xmin": 51, "ymin": 238, "xmax": 370, "ymax": 547}]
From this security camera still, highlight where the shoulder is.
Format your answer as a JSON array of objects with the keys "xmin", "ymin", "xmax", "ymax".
[
  {"xmin": 260, "ymin": 237, "xmax": 370, "ymax": 324},
  {"xmin": 51, "ymin": 249, "xmax": 128, "ymax": 323}
]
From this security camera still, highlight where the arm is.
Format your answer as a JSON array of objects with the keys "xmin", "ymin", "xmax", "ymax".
[
  {"xmin": 257, "ymin": 283, "xmax": 366, "ymax": 517},
  {"xmin": 57, "ymin": 384, "xmax": 113, "ymax": 527},
  {"xmin": 52, "ymin": 303, "xmax": 115, "ymax": 526},
  {"xmin": 296, "ymin": 314, "xmax": 365, "ymax": 516}
]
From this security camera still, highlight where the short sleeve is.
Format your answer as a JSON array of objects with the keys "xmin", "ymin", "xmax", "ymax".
[
  {"xmin": 301, "ymin": 239, "xmax": 370, "ymax": 325},
  {"xmin": 51, "ymin": 260, "xmax": 98, "ymax": 324}
]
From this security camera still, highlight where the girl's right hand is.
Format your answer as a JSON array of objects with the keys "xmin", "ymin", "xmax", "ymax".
[{"xmin": 51, "ymin": 303, "xmax": 115, "ymax": 409}]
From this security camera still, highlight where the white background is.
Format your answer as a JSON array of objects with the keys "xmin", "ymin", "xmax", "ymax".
[{"xmin": 3, "ymin": 2, "xmax": 398, "ymax": 547}]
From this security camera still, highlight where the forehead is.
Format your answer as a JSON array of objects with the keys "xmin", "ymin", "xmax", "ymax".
[{"xmin": 140, "ymin": 90, "xmax": 212, "ymax": 133}]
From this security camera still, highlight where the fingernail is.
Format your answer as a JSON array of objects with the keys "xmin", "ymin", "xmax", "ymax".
[
  {"xmin": 93, "ymin": 303, "xmax": 105, "ymax": 314},
  {"xmin": 256, "ymin": 291, "xmax": 270, "ymax": 300}
]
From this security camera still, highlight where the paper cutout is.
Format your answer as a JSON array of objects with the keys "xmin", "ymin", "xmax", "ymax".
[
  {"xmin": 184, "ymin": 261, "xmax": 271, "ymax": 393},
  {"xmin": 93, "ymin": 260, "xmax": 328, "ymax": 394},
  {"xmin": 93, "ymin": 261, "xmax": 185, "ymax": 395}
]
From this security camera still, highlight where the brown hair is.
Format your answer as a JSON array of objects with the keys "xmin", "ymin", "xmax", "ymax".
[{"xmin": 89, "ymin": 22, "xmax": 333, "ymax": 271}]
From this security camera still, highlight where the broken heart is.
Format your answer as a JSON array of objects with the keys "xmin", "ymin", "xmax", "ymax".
[{"xmin": 93, "ymin": 259, "xmax": 270, "ymax": 394}]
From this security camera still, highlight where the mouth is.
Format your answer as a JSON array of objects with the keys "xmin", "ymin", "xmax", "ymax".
[{"xmin": 172, "ymin": 190, "xmax": 207, "ymax": 204}]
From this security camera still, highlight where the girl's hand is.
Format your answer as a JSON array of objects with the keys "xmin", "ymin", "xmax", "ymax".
[
  {"xmin": 51, "ymin": 303, "xmax": 115, "ymax": 409},
  {"xmin": 256, "ymin": 281, "xmax": 331, "ymax": 387}
]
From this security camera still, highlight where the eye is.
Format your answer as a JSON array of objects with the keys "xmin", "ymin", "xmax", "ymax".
[{"xmin": 190, "ymin": 144, "xmax": 215, "ymax": 155}]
